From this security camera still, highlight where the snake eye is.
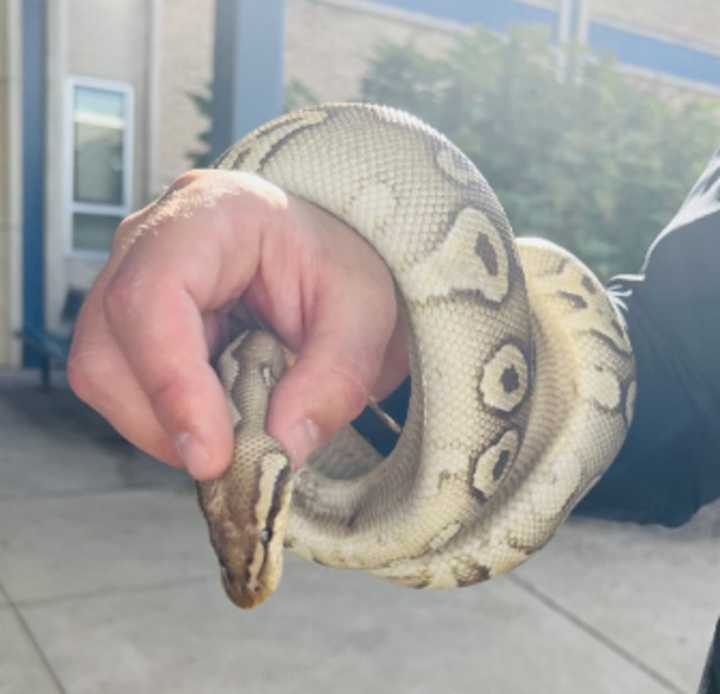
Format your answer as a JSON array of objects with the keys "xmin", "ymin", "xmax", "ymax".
[{"xmin": 259, "ymin": 528, "xmax": 272, "ymax": 545}]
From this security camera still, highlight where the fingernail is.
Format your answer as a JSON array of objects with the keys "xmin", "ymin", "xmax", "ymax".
[
  {"xmin": 174, "ymin": 431, "xmax": 210, "ymax": 478},
  {"xmin": 283, "ymin": 418, "xmax": 320, "ymax": 470}
]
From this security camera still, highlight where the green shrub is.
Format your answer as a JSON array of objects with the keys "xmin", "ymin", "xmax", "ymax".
[
  {"xmin": 189, "ymin": 26, "xmax": 719, "ymax": 278},
  {"xmin": 360, "ymin": 25, "xmax": 720, "ymax": 278}
]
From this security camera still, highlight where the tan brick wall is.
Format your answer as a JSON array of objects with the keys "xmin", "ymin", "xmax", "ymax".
[
  {"xmin": 285, "ymin": 0, "xmax": 456, "ymax": 103},
  {"xmin": 587, "ymin": 0, "xmax": 720, "ymax": 53},
  {"xmin": 0, "ymin": 0, "xmax": 22, "ymax": 367},
  {"xmin": 158, "ymin": 0, "xmax": 214, "ymax": 187}
]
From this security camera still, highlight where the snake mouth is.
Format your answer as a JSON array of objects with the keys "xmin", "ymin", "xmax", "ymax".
[{"xmin": 221, "ymin": 566, "xmax": 270, "ymax": 609}]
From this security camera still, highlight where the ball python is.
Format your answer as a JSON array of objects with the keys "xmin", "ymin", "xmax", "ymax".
[{"xmin": 196, "ymin": 103, "xmax": 635, "ymax": 609}]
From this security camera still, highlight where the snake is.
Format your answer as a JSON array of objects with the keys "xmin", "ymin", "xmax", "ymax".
[{"xmin": 196, "ymin": 103, "xmax": 635, "ymax": 609}]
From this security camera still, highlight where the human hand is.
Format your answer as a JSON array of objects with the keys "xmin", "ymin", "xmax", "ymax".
[{"xmin": 68, "ymin": 170, "xmax": 408, "ymax": 480}]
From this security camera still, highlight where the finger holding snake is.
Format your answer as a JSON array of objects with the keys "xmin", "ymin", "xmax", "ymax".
[{"xmin": 69, "ymin": 169, "xmax": 408, "ymax": 479}]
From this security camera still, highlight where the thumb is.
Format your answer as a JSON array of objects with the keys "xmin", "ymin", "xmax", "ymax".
[{"xmin": 266, "ymin": 283, "xmax": 398, "ymax": 469}]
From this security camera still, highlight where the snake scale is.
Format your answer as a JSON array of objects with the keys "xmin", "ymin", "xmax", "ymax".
[{"xmin": 196, "ymin": 103, "xmax": 635, "ymax": 609}]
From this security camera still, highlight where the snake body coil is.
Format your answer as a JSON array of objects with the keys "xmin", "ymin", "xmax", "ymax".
[{"xmin": 197, "ymin": 103, "xmax": 635, "ymax": 608}]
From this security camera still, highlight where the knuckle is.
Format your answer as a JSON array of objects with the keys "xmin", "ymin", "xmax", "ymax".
[
  {"xmin": 103, "ymin": 271, "xmax": 144, "ymax": 326},
  {"xmin": 170, "ymin": 169, "xmax": 207, "ymax": 190},
  {"xmin": 66, "ymin": 345, "xmax": 114, "ymax": 406},
  {"xmin": 66, "ymin": 353, "xmax": 90, "ymax": 401},
  {"xmin": 171, "ymin": 169, "xmax": 206, "ymax": 190},
  {"xmin": 112, "ymin": 210, "xmax": 147, "ymax": 251},
  {"xmin": 328, "ymin": 361, "xmax": 370, "ymax": 420},
  {"xmin": 146, "ymin": 375, "xmax": 182, "ymax": 417}
]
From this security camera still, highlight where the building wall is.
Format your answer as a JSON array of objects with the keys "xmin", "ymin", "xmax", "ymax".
[
  {"xmin": 286, "ymin": 0, "xmax": 720, "ymax": 103},
  {"xmin": 158, "ymin": 0, "xmax": 214, "ymax": 187},
  {"xmin": 45, "ymin": 0, "xmax": 153, "ymax": 330},
  {"xmin": 285, "ymin": 0, "xmax": 456, "ymax": 103},
  {"xmin": 66, "ymin": 0, "xmax": 151, "ymax": 200},
  {"xmin": 0, "ymin": 0, "xmax": 22, "ymax": 367},
  {"xmin": 25, "ymin": 0, "xmax": 720, "ymax": 346}
]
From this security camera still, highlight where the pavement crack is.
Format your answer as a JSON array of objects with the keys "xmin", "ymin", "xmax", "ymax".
[
  {"xmin": 509, "ymin": 574, "xmax": 687, "ymax": 694},
  {"xmin": 13, "ymin": 574, "xmax": 214, "ymax": 609},
  {"xmin": 0, "ymin": 579, "xmax": 67, "ymax": 694}
]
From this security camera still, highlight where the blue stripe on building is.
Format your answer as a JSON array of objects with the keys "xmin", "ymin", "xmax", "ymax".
[
  {"xmin": 588, "ymin": 22, "xmax": 720, "ymax": 89},
  {"xmin": 376, "ymin": 0, "xmax": 557, "ymax": 36},
  {"xmin": 377, "ymin": 0, "xmax": 720, "ymax": 91},
  {"xmin": 21, "ymin": 0, "xmax": 47, "ymax": 367}
]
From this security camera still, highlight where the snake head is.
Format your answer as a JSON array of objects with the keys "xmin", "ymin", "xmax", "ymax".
[
  {"xmin": 197, "ymin": 446, "xmax": 294, "ymax": 609},
  {"xmin": 196, "ymin": 329, "xmax": 295, "ymax": 608},
  {"xmin": 217, "ymin": 517, "xmax": 284, "ymax": 609}
]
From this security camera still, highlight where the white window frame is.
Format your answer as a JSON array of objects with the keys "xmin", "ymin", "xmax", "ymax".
[{"xmin": 64, "ymin": 76, "xmax": 134, "ymax": 259}]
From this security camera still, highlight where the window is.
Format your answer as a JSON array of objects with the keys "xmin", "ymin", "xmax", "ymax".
[{"xmin": 66, "ymin": 78, "xmax": 133, "ymax": 255}]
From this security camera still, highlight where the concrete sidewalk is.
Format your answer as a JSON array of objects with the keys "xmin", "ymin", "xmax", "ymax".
[{"xmin": 0, "ymin": 370, "xmax": 717, "ymax": 694}]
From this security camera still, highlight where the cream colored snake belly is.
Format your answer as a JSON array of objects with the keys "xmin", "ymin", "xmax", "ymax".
[{"xmin": 197, "ymin": 103, "xmax": 635, "ymax": 609}]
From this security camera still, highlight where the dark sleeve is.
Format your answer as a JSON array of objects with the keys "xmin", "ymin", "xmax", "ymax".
[
  {"xmin": 699, "ymin": 619, "xmax": 720, "ymax": 694},
  {"xmin": 576, "ymin": 147, "xmax": 720, "ymax": 526}
]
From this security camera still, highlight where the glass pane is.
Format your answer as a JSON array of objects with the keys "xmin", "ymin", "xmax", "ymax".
[
  {"xmin": 72, "ymin": 212, "xmax": 122, "ymax": 253},
  {"xmin": 73, "ymin": 86, "xmax": 126, "ymax": 206}
]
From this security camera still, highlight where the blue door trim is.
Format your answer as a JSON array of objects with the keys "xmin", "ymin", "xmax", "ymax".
[{"xmin": 21, "ymin": 0, "xmax": 47, "ymax": 367}]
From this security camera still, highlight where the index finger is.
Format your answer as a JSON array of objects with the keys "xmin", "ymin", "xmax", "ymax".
[{"xmin": 102, "ymin": 172, "xmax": 284, "ymax": 479}]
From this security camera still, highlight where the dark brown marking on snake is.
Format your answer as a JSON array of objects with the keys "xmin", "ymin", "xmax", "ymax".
[
  {"xmin": 474, "ymin": 232, "xmax": 499, "ymax": 275},
  {"xmin": 262, "ymin": 462, "xmax": 291, "ymax": 545},
  {"xmin": 238, "ymin": 458, "xmax": 290, "ymax": 594},
  {"xmin": 382, "ymin": 563, "xmax": 432, "ymax": 589},
  {"xmin": 410, "ymin": 222, "xmax": 524, "ymax": 310},
  {"xmin": 470, "ymin": 484, "xmax": 488, "ymax": 504},
  {"xmin": 345, "ymin": 507, "xmax": 361, "ymax": 530},
  {"xmin": 253, "ymin": 463, "xmax": 290, "ymax": 557},
  {"xmin": 492, "ymin": 449, "xmax": 512, "ymax": 481},
  {"xmin": 581, "ymin": 274, "xmax": 597, "ymax": 294},
  {"xmin": 501, "ymin": 365, "xmax": 520, "ymax": 394},
  {"xmin": 431, "ymin": 140, "xmax": 477, "ymax": 189},
  {"xmin": 217, "ymin": 110, "xmax": 330, "ymax": 174},
  {"xmin": 477, "ymin": 338, "xmax": 533, "ymax": 419},
  {"xmin": 452, "ymin": 561, "xmax": 491, "ymax": 587},
  {"xmin": 537, "ymin": 256, "xmax": 569, "ymax": 278},
  {"xmin": 507, "ymin": 532, "xmax": 552, "ymax": 555},
  {"xmin": 610, "ymin": 318, "xmax": 625, "ymax": 340},
  {"xmin": 453, "ymin": 200, "xmax": 520, "ymax": 301},
  {"xmin": 588, "ymin": 328, "xmax": 632, "ymax": 358},
  {"xmin": 557, "ymin": 291, "xmax": 588, "ymax": 310},
  {"xmin": 469, "ymin": 427, "xmax": 521, "ymax": 501},
  {"xmin": 587, "ymin": 364, "xmax": 624, "ymax": 415},
  {"xmin": 228, "ymin": 145, "xmax": 251, "ymax": 170},
  {"xmin": 256, "ymin": 115, "xmax": 328, "ymax": 172},
  {"xmin": 437, "ymin": 469, "xmax": 453, "ymax": 492}
]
